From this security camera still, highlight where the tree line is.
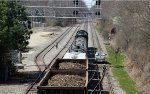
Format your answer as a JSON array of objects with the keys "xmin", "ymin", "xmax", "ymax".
[
  {"xmin": 0, "ymin": 1, "xmax": 32, "ymax": 50},
  {"xmin": 0, "ymin": 1, "xmax": 32, "ymax": 80}
]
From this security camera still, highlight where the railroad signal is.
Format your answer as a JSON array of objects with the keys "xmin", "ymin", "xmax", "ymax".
[
  {"xmin": 96, "ymin": 0, "xmax": 101, "ymax": 5},
  {"xmin": 73, "ymin": 0, "xmax": 79, "ymax": 5},
  {"xmin": 73, "ymin": 10, "xmax": 78, "ymax": 15},
  {"xmin": 95, "ymin": 11, "xmax": 100, "ymax": 15}
]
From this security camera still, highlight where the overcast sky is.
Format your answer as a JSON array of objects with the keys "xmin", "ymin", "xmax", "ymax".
[
  {"xmin": 84, "ymin": 0, "xmax": 92, "ymax": 4},
  {"xmin": 83, "ymin": 0, "xmax": 94, "ymax": 8}
]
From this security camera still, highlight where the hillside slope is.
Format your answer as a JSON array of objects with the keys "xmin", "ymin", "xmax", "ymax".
[{"xmin": 100, "ymin": 1, "xmax": 150, "ymax": 94}]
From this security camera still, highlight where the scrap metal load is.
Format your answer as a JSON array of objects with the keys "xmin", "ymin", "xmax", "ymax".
[
  {"xmin": 63, "ymin": 30, "xmax": 88, "ymax": 59},
  {"xmin": 38, "ymin": 59, "xmax": 88, "ymax": 94}
]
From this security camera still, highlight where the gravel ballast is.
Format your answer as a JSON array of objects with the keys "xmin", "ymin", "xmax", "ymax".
[
  {"xmin": 59, "ymin": 62, "xmax": 86, "ymax": 69},
  {"xmin": 48, "ymin": 74, "xmax": 86, "ymax": 87}
]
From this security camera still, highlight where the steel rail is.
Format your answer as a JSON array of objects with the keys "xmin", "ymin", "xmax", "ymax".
[
  {"xmin": 91, "ymin": 22, "xmax": 102, "ymax": 50},
  {"xmin": 25, "ymin": 25, "xmax": 75, "ymax": 94},
  {"xmin": 34, "ymin": 25, "xmax": 74, "ymax": 71},
  {"xmin": 25, "ymin": 26, "xmax": 74, "ymax": 94},
  {"xmin": 89, "ymin": 19, "xmax": 95, "ymax": 47},
  {"xmin": 46, "ymin": 23, "xmax": 85, "ymax": 70},
  {"xmin": 63, "ymin": 21, "xmax": 88, "ymax": 56},
  {"xmin": 88, "ymin": 20, "xmax": 102, "ymax": 94},
  {"xmin": 25, "ymin": 23, "xmax": 84, "ymax": 94}
]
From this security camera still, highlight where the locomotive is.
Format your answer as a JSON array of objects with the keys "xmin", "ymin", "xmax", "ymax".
[{"xmin": 63, "ymin": 30, "xmax": 88, "ymax": 59}]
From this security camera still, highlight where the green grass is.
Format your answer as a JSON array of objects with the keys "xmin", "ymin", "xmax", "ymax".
[
  {"xmin": 106, "ymin": 46, "xmax": 141, "ymax": 94},
  {"xmin": 95, "ymin": 23, "xmax": 102, "ymax": 33}
]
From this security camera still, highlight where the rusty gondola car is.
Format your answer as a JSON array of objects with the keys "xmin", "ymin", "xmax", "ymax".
[{"xmin": 37, "ymin": 70, "xmax": 88, "ymax": 94}]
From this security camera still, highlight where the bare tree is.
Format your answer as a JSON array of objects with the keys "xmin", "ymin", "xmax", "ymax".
[{"xmin": 101, "ymin": 1, "xmax": 150, "ymax": 94}]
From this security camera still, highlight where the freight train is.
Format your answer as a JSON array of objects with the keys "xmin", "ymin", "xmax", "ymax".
[
  {"xmin": 63, "ymin": 30, "xmax": 88, "ymax": 59},
  {"xmin": 37, "ymin": 30, "xmax": 106, "ymax": 94},
  {"xmin": 37, "ymin": 30, "xmax": 89, "ymax": 94}
]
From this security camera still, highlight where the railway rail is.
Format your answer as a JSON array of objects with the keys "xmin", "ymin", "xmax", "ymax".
[
  {"xmin": 90, "ymin": 22, "xmax": 101, "ymax": 50},
  {"xmin": 87, "ymin": 21, "xmax": 101, "ymax": 94},
  {"xmin": 25, "ymin": 22, "xmax": 88, "ymax": 94},
  {"xmin": 92, "ymin": 22, "xmax": 113, "ymax": 94},
  {"xmin": 35, "ymin": 25, "xmax": 74, "ymax": 71},
  {"xmin": 87, "ymin": 21, "xmax": 108, "ymax": 94},
  {"xmin": 62, "ymin": 21, "xmax": 88, "ymax": 57},
  {"xmin": 90, "ymin": 22, "xmax": 96, "ymax": 47},
  {"xmin": 25, "ymin": 20, "xmax": 107, "ymax": 94}
]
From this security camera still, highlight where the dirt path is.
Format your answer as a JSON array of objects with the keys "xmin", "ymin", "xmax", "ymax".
[{"xmin": 21, "ymin": 26, "xmax": 68, "ymax": 72}]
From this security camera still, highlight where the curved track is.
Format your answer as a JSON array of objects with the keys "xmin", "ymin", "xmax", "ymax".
[
  {"xmin": 35, "ymin": 25, "xmax": 74, "ymax": 71},
  {"xmin": 25, "ymin": 22, "xmax": 87, "ymax": 94}
]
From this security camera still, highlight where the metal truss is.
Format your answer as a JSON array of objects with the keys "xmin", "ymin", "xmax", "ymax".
[{"xmin": 23, "ymin": 0, "xmax": 102, "ymax": 20}]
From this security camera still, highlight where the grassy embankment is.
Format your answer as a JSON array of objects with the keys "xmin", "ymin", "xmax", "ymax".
[
  {"xmin": 106, "ymin": 47, "xmax": 141, "ymax": 94},
  {"xmin": 94, "ymin": 23, "xmax": 141, "ymax": 94}
]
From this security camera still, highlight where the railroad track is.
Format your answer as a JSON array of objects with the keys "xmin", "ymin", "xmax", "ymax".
[
  {"xmin": 89, "ymin": 20, "xmax": 110, "ymax": 94},
  {"xmin": 61, "ymin": 21, "xmax": 88, "ymax": 57},
  {"xmin": 87, "ymin": 19, "xmax": 93, "ymax": 47},
  {"xmin": 87, "ymin": 20, "xmax": 108, "ymax": 94},
  {"xmin": 25, "ymin": 22, "xmax": 87, "ymax": 94},
  {"xmin": 46, "ymin": 22, "xmax": 88, "ymax": 68},
  {"xmin": 91, "ymin": 22, "xmax": 112, "ymax": 94},
  {"xmin": 89, "ymin": 21, "xmax": 95, "ymax": 47},
  {"xmin": 34, "ymin": 25, "xmax": 74, "ymax": 71},
  {"xmin": 87, "ymin": 19, "xmax": 99, "ymax": 48}
]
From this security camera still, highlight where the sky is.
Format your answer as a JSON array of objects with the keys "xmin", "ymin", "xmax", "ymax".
[
  {"xmin": 84, "ymin": 0, "xmax": 92, "ymax": 4},
  {"xmin": 83, "ymin": 0, "xmax": 94, "ymax": 8}
]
